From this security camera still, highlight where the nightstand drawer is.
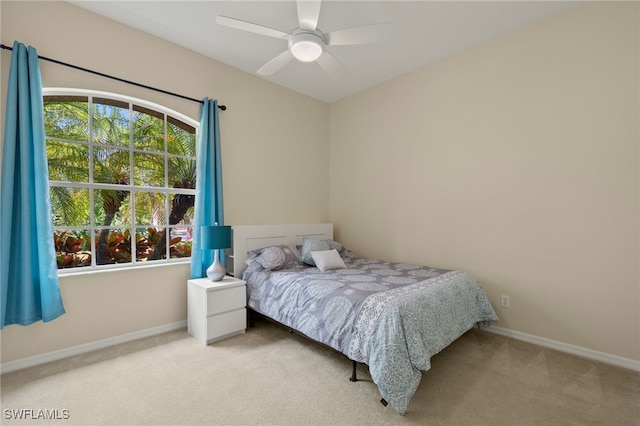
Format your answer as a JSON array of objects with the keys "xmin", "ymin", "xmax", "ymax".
[
  {"xmin": 207, "ymin": 285, "xmax": 245, "ymax": 315},
  {"xmin": 206, "ymin": 308, "xmax": 246, "ymax": 342}
]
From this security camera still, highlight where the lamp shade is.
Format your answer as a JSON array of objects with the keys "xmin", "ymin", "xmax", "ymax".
[{"xmin": 201, "ymin": 225, "xmax": 231, "ymax": 250}]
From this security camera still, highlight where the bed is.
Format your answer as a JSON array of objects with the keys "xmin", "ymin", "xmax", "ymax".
[{"xmin": 231, "ymin": 223, "xmax": 498, "ymax": 415}]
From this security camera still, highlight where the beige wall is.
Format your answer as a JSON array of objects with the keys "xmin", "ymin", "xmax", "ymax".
[
  {"xmin": 0, "ymin": 1, "xmax": 329, "ymax": 363},
  {"xmin": 330, "ymin": 2, "xmax": 639, "ymax": 361}
]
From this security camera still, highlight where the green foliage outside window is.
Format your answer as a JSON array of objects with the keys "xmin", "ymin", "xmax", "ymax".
[{"xmin": 44, "ymin": 93, "xmax": 197, "ymax": 269}]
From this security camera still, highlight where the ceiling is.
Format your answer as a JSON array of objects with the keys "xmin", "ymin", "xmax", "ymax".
[{"xmin": 69, "ymin": 1, "xmax": 579, "ymax": 104}]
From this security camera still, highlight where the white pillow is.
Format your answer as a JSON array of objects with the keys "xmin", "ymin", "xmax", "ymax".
[{"xmin": 310, "ymin": 249, "xmax": 346, "ymax": 272}]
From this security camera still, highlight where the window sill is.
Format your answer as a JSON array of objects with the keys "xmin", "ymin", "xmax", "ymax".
[{"xmin": 56, "ymin": 258, "xmax": 191, "ymax": 278}]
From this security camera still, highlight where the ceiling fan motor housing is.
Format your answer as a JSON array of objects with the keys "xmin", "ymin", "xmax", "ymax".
[{"xmin": 288, "ymin": 28, "xmax": 325, "ymax": 62}]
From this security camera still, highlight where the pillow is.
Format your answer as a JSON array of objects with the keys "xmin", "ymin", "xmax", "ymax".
[
  {"xmin": 310, "ymin": 249, "xmax": 346, "ymax": 272},
  {"xmin": 327, "ymin": 240, "xmax": 357, "ymax": 259},
  {"xmin": 327, "ymin": 240, "xmax": 344, "ymax": 254},
  {"xmin": 298, "ymin": 240, "xmax": 351, "ymax": 258},
  {"xmin": 300, "ymin": 238, "xmax": 331, "ymax": 266},
  {"xmin": 247, "ymin": 245, "xmax": 300, "ymax": 271}
]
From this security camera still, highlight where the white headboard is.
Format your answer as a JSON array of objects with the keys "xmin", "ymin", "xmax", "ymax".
[{"xmin": 230, "ymin": 223, "xmax": 333, "ymax": 278}]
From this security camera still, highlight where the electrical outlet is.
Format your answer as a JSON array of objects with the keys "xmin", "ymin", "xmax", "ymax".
[{"xmin": 501, "ymin": 295, "xmax": 510, "ymax": 308}]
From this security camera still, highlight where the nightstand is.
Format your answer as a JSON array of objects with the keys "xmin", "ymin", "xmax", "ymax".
[{"xmin": 187, "ymin": 276, "xmax": 246, "ymax": 345}]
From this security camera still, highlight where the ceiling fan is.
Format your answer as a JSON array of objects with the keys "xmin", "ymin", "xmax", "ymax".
[{"xmin": 215, "ymin": 0, "xmax": 393, "ymax": 76}]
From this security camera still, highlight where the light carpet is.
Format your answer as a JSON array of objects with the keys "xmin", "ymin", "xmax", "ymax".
[{"xmin": 1, "ymin": 318, "xmax": 639, "ymax": 425}]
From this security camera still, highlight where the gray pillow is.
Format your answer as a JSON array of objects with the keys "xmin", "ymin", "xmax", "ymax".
[
  {"xmin": 247, "ymin": 245, "xmax": 300, "ymax": 270},
  {"xmin": 300, "ymin": 238, "xmax": 331, "ymax": 266}
]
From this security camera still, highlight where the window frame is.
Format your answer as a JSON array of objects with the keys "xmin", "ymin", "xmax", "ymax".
[{"xmin": 43, "ymin": 88, "xmax": 199, "ymax": 274}]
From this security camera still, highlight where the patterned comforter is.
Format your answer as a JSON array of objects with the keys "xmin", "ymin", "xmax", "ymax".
[{"xmin": 243, "ymin": 249, "xmax": 497, "ymax": 415}]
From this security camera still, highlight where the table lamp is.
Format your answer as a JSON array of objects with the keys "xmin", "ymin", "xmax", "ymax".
[{"xmin": 201, "ymin": 225, "xmax": 232, "ymax": 281}]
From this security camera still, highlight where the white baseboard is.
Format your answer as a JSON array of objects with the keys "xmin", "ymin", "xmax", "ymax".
[
  {"xmin": 486, "ymin": 325, "xmax": 640, "ymax": 373},
  {"xmin": 3, "ymin": 322, "xmax": 638, "ymax": 375},
  {"xmin": 1, "ymin": 320, "xmax": 187, "ymax": 374}
]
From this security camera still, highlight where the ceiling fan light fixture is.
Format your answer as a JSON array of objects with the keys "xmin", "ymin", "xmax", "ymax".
[{"xmin": 289, "ymin": 31, "xmax": 324, "ymax": 62}]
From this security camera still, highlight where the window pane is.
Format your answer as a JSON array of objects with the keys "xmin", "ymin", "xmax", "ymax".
[
  {"xmin": 168, "ymin": 121, "xmax": 196, "ymax": 156},
  {"xmin": 44, "ymin": 100, "xmax": 89, "ymax": 141},
  {"xmin": 47, "ymin": 140, "xmax": 89, "ymax": 182},
  {"xmin": 135, "ymin": 192, "xmax": 166, "ymax": 226},
  {"xmin": 93, "ymin": 100, "xmax": 129, "ymax": 147},
  {"xmin": 133, "ymin": 107, "xmax": 164, "ymax": 151},
  {"xmin": 50, "ymin": 187, "xmax": 90, "ymax": 226},
  {"xmin": 54, "ymin": 229, "xmax": 91, "ymax": 269},
  {"xmin": 168, "ymin": 157, "xmax": 196, "ymax": 189},
  {"xmin": 93, "ymin": 147, "xmax": 130, "ymax": 185},
  {"xmin": 133, "ymin": 152, "xmax": 165, "ymax": 187},
  {"xmin": 169, "ymin": 193, "xmax": 195, "ymax": 225},
  {"xmin": 95, "ymin": 228, "xmax": 132, "ymax": 265},
  {"xmin": 94, "ymin": 189, "xmax": 131, "ymax": 226},
  {"xmin": 136, "ymin": 227, "xmax": 166, "ymax": 261},
  {"xmin": 170, "ymin": 227, "xmax": 192, "ymax": 258}
]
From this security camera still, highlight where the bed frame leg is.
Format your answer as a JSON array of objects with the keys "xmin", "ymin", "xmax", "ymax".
[{"xmin": 347, "ymin": 361, "xmax": 387, "ymax": 408}]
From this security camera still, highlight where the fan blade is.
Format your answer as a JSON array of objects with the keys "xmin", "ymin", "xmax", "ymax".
[
  {"xmin": 316, "ymin": 51, "xmax": 348, "ymax": 77},
  {"xmin": 216, "ymin": 16, "xmax": 289, "ymax": 40},
  {"xmin": 297, "ymin": 0, "xmax": 322, "ymax": 30},
  {"xmin": 326, "ymin": 22, "xmax": 393, "ymax": 46},
  {"xmin": 257, "ymin": 50, "xmax": 294, "ymax": 75}
]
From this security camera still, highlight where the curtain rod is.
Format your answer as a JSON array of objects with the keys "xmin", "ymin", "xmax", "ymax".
[{"xmin": 0, "ymin": 43, "xmax": 226, "ymax": 111}]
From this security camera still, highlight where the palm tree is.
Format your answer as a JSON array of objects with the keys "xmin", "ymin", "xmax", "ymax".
[
  {"xmin": 45, "ymin": 96, "xmax": 197, "ymax": 267},
  {"xmin": 45, "ymin": 100, "xmax": 91, "ymax": 225},
  {"xmin": 147, "ymin": 123, "xmax": 197, "ymax": 260},
  {"xmin": 92, "ymin": 102, "xmax": 133, "ymax": 264}
]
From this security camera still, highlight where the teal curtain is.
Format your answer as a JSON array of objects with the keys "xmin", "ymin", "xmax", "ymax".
[
  {"xmin": 0, "ymin": 41, "xmax": 65, "ymax": 328},
  {"xmin": 190, "ymin": 98, "xmax": 225, "ymax": 278}
]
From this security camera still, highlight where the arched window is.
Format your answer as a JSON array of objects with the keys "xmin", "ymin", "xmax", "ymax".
[{"xmin": 43, "ymin": 89, "xmax": 199, "ymax": 271}]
